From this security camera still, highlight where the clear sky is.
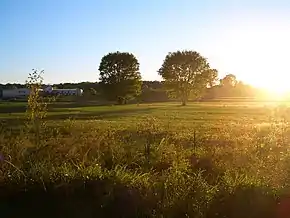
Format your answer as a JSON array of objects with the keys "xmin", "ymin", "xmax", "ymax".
[{"xmin": 1, "ymin": 0, "xmax": 290, "ymax": 91}]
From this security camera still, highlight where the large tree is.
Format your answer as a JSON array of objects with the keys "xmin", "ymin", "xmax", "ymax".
[
  {"xmin": 158, "ymin": 50, "xmax": 218, "ymax": 105},
  {"xmin": 99, "ymin": 51, "xmax": 142, "ymax": 104}
]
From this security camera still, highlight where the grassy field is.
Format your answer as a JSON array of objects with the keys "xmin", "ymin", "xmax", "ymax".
[{"xmin": 1, "ymin": 101, "xmax": 290, "ymax": 217}]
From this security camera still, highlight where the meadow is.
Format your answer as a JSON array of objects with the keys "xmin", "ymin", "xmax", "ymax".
[{"xmin": 1, "ymin": 100, "xmax": 290, "ymax": 217}]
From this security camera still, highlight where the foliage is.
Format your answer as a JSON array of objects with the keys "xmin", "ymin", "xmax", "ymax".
[
  {"xmin": 26, "ymin": 69, "xmax": 46, "ymax": 121},
  {"xmin": 99, "ymin": 51, "xmax": 142, "ymax": 104},
  {"xmin": 25, "ymin": 69, "xmax": 54, "ymax": 147},
  {"xmin": 0, "ymin": 79, "xmax": 270, "ymax": 104},
  {"xmin": 204, "ymin": 68, "xmax": 219, "ymax": 88},
  {"xmin": 1, "ymin": 102, "xmax": 290, "ymax": 217},
  {"xmin": 220, "ymin": 74, "xmax": 238, "ymax": 88},
  {"xmin": 158, "ymin": 50, "xmax": 218, "ymax": 105}
]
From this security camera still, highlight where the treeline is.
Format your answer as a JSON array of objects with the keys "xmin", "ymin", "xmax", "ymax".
[
  {"xmin": 0, "ymin": 79, "xmax": 259, "ymax": 103},
  {"xmin": 96, "ymin": 50, "xmax": 261, "ymax": 105},
  {"xmin": 1, "ymin": 50, "xmax": 265, "ymax": 104}
]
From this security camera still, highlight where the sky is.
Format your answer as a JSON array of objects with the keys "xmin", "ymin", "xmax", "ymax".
[{"xmin": 1, "ymin": 0, "xmax": 290, "ymax": 91}]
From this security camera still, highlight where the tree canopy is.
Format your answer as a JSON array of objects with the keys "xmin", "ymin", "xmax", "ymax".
[
  {"xmin": 220, "ymin": 74, "xmax": 237, "ymax": 88},
  {"xmin": 98, "ymin": 51, "xmax": 142, "ymax": 104},
  {"xmin": 158, "ymin": 50, "xmax": 218, "ymax": 105}
]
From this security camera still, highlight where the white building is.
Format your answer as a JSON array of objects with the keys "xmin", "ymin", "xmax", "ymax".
[
  {"xmin": 44, "ymin": 86, "xmax": 83, "ymax": 96},
  {"xmin": 2, "ymin": 88, "xmax": 30, "ymax": 99},
  {"xmin": 1, "ymin": 86, "xmax": 83, "ymax": 99}
]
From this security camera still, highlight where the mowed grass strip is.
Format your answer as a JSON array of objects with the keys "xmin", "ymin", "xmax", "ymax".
[{"xmin": 0, "ymin": 101, "xmax": 280, "ymax": 123}]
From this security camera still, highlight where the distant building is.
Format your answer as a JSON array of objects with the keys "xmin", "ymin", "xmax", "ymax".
[
  {"xmin": 2, "ymin": 88, "xmax": 30, "ymax": 99},
  {"xmin": 43, "ymin": 86, "xmax": 83, "ymax": 96},
  {"xmin": 0, "ymin": 86, "xmax": 83, "ymax": 99}
]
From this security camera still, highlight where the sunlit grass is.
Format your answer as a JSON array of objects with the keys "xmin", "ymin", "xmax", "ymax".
[{"xmin": 1, "ymin": 101, "xmax": 290, "ymax": 217}]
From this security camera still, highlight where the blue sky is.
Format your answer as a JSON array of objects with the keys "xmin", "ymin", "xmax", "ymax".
[{"xmin": 1, "ymin": 0, "xmax": 290, "ymax": 90}]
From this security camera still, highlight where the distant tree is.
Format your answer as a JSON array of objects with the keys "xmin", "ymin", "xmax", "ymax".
[
  {"xmin": 158, "ymin": 50, "xmax": 218, "ymax": 106},
  {"xmin": 220, "ymin": 74, "xmax": 237, "ymax": 88},
  {"xmin": 99, "ymin": 51, "xmax": 142, "ymax": 104}
]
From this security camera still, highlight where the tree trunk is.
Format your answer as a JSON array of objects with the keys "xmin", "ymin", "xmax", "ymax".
[
  {"xmin": 181, "ymin": 92, "xmax": 187, "ymax": 106},
  {"xmin": 117, "ymin": 97, "xmax": 125, "ymax": 105}
]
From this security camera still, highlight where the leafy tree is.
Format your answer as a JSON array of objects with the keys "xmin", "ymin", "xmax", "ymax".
[
  {"xmin": 220, "ymin": 74, "xmax": 237, "ymax": 88},
  {"xmin": 158, "ymin": 50, "xmax": 217, "ymax": 105},
  {"xmin": 99, "ymin": 51, "xmax": 142, "ymax": 104},
  {"xmin": 204, "ymin": 69, "xmax": 219, "ymax": 88}
]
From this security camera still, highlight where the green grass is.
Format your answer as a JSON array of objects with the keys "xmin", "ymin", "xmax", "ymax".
[
  {"xmin": 0, "ymin": 100, "xmax": 281, "ymax": 121},
  {"xmin": 1, "ymin": 101, "xmax": 290, "ymax": 217}
]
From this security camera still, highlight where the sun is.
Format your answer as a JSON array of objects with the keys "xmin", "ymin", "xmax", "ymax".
[
  {"xmin": 269, "ymin": 86, "xmax": 289, "ymax": 95},
  {"xmin": 218, "ymin": 16, "xmax": 290, "ymax": 99},
  {"xmin": 254, "ymin": 78, "xmax": 290, "ymax": 100},
  {"xmin": 259, "ymin": 78, "xmax": 290, "ymax": 94},
  {"xmin": 255, "ymin": 79, "xmax": 290, "ymax": 101}
]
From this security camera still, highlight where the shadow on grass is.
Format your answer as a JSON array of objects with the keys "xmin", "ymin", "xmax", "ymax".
[
  {"xmin": 0, "ymin": 119, "xmax": 26, "ymax": 129},
  {"xmin": 206, "ymin": 186, "xmax": 277, "ymax": 218},
  {"xmin": 46, "ymin": 107, "xmax": 157, "ymax": 121},
  {"xmin": 0, "ymin": 101, "xmax": 118, "ymax": 114},
  {"xmin": 0, "ymin": 105, "xmax": 27, "ymax": 113},
  {"xmin": 0, "ymin": 179, "xmax": 153, "ymax": 218},
  {"xmin": 0, "ymin": 107, "xmax": 158, "ymax": 127},
  {"xmin": 47, "ymin": 101, "xmax": 110, "ymax": 109},
  {"xmin": 0, "ymin": 180, "xmax": 282, "ymax": 218}
]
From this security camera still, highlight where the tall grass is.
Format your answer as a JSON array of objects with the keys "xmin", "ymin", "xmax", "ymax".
[{"xmin": 1, "ymin": 106, "xmax": 290, "ymax": 217}]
